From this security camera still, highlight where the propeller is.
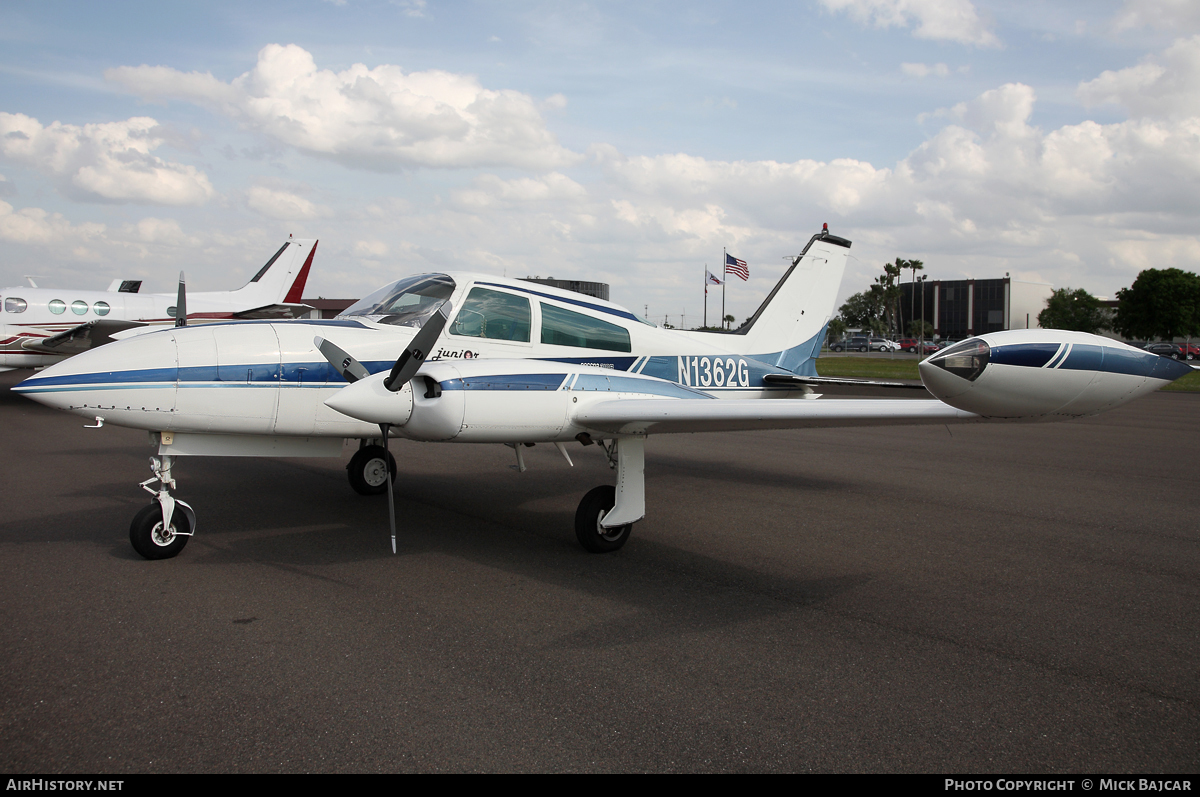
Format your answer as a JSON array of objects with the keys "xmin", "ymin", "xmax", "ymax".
[
  {"xmin": 381, "ymin": 423, "xmax": 396, "ymax": 553},
  {"xmin": 315, "ymin": 300, "xmax": 452, "ymax": 554},
  {"xmin": 383, "ymin": 303, "xmax": 451, "ymax": 390},
  {"xmin": 314, "ymin": 337, "xmax": 370, "ymax": 383},
  {"xmin": 174, "ymin": 272, "xmax": 187, "ymax": 328}
]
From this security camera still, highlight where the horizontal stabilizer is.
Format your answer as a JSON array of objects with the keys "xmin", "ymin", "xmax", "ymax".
[{"xmin": 21, "ymin": 319, "xmax": 145, "ymax": 355}]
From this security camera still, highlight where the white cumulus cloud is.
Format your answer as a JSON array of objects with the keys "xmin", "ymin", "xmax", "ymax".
[
  {"xmin": 245, "ymin": 185, "xmax": 325, "ymax": 220},
  {"xmin": 106, "ymin": 43, "xmax": 580, "ymax": 172},
  {"xmin": 0, "ymin": 200, "xmax": 107, "ymax": 245},
  {"xmin": 819, "ymin": 0, "xmax": 1000, "ymax": 47},
  {"xmin": 1077, "ymin": 35, "xmax": 1200, "ymax": 119},
  {"xmin": 1112, "ymin": 0, "xmax": 1200, "ymax": 34},
  {"xmin": 902, "ymin": 62, "xmax": 951, "ymax": 77},
  {"xmin": 0, "ymin": 113, "xmax": 214, "ymax": 205}
]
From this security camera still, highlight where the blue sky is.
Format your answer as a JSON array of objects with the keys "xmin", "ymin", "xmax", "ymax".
[{"xmin": 2, "ymin": 1, "xmax": 1197, "ymax": 325}]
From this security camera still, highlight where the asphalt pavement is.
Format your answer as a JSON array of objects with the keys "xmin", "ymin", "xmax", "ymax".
[{"xmin": 1, "ymin": 369, "xmax": 1197, "ymax": 772}]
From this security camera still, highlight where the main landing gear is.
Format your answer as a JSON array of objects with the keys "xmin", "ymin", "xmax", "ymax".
[
  {"xmin": 573, "ymin": 437, "xmax": 645, "ymax": 554},
  {"xmin": 347, "ymin": 441, "xmax": 397, "ymax": 495},
  {"xmin": 130, "ymin": 455, "xmax": 196, "ymax": 560}
]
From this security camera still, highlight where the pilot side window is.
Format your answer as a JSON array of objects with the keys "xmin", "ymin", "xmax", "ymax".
[
  {"xmin": 540, "ymin": 302, "xmax": 632, "ymax": 352},
  {"xmin": 5, "ymin": 297, "xmax": 27, "ymax": 313},
  {"xmin": 450, "ymin": 288, "xmax": 531, "ymax": 342}
]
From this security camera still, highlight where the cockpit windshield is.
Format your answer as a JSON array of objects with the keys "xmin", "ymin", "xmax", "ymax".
[{"xmin": 338, "ymin": 274, "xmax": 456, "ymax": 327}]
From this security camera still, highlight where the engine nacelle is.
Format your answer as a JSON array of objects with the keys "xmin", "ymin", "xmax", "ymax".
[
  {"xmin": 918, "ymin": 330, "xmax": 1192, "ymax": 419},
  {"xmin": 326, "ymin": 359, "xmax": 574, "ymax": 442}
]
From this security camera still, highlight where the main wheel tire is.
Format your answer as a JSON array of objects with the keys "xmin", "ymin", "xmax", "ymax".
[
  {"xmin": 574, "ymin": 485, "xmax": 631, "ymax": 554},
  {"xmin": 347, "ymin": 445, "xmax": 397, "ymax": 495},
  {"xmin": 129, "ymin": 503, "xmax": 190, "ymax": 560}
]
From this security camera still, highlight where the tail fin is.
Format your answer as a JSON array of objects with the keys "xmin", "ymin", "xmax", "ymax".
[
  {"xmin": 230, "ymin": 238, "xmax": 318, "ymax": 306},
  {"xmin": 680, "ymin": 226, "xmax": 850, "ymax": 375}
]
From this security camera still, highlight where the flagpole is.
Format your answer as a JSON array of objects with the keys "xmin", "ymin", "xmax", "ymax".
[
  {"xmin": 722, "ymin": 248, "xmax": 727, "ymax": 330},
  {"xmin": 703, "ymin": 264, "xmax": 708, "ymax": 328}
]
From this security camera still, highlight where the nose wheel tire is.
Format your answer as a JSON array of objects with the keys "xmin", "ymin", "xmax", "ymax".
[
  {"xmin": 348, "ymin": 445, "xmax": 398, "ymax": 495},
  {"xmin": 129, "ymin": 503, "xmax": 191, "ymax": 560},
  {"xmin": 574, "ymin": 485, "xmax": 632, "ymax": 554}
]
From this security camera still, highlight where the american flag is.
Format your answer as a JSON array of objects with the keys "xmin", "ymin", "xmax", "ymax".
[{"xmin": 724, "ymin": 252, "xmax": 749, "ymax": 281}]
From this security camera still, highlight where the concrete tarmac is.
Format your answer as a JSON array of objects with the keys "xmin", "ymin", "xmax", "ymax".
[{"xmin": 1, "ymin": 369, "xmax": 1197, "ymax": 773}]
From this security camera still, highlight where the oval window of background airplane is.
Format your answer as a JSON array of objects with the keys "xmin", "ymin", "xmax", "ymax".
[
  {"xmin": 5, "ymin": 297, "xmax": 27, "ymax": 313},
  {"xmin": 71, "ymin": 300, "xmax": 88, "ymax": 315},
  {"xmin": 93, "ymin": 301, "xmax": 111, "ymax": 316},
  {"xmin": 48, "ymin": 299, "xmax": 66, "ymax": 314}
]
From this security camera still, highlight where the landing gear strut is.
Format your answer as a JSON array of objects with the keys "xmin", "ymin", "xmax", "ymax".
[{"xmin": 130, "ymin": 455, "xmax": 195, "ymax": 560}]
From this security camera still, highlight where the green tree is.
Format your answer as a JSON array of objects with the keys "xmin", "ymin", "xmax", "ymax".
[
  {"xmin": 1113, "ymin": 269, "xmax": 1200, "ymax": 341},
  {"xmin": 1037, "ymin": 288, "xmax": 1111, "ymax": 334},
  {"xmin": 839, "ymin": 290, "xmax": 884, "ymax": 328},
  {"xmin": 827, "ymin": 317, "xmax": 848, "ymax": 341},
  {"xmin": 907, "ymin": 319, "xmax": 935, "ymax": 338}
]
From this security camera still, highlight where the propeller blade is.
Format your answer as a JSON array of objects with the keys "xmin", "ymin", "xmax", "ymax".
[
  {"xmin": 383, "ymin": 303, "xmax": 450, "ymax": 392},
  {"xmin": 175, "ymin": 272, "xmax": 187, "ymax": 328},
  {"xmin": 381, "ymin": 423, "xmax": 396, "ymax": 554},
  {"xmin": 314, "ymin": 336, "xmax": 371, "ymax": 384}
]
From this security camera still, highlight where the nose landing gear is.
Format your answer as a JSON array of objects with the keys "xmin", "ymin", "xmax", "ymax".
[{"xmin": 130, "ymin": 455, "xmax": 195, "ymax": 560}]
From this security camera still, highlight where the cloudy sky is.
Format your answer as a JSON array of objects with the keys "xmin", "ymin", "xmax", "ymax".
[{"xmin": 1, "ymin": 0, "xmax": 1197, "ymax": 326}]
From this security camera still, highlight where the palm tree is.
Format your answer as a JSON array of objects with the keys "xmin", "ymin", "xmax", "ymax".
[
  {"xmin": 900, "ymin": 258, "xmax": 924, "ymax": 332},
  {"xmin": 724, "ymin": 314, "xmax": 735, "ymax": 330}
]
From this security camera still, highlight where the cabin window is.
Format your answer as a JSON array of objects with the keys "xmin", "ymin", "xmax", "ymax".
[
  {"xmin": 71, "ymin": 300, "xmax": 88, "ymax": 315},
  {"xmin": 540, "ymin": 302, "xmax": 632, "ymax": 352},
  {"xmin": 5, "ymin": 297, "xmax": 27, "ymax": 313},
  {"xmin": 48, "ymin": 299, "xmax": 66, "ymax": 315},
  {"xmin": 93, "ymin": 301, "xmax": 111, "ymax": 316},
  {"xmin": 451, "ymin": 288, "xmax": 531, "ymax": 342}
]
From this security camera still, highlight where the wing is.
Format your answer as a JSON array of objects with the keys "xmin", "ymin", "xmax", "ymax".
[
  {"xmin": 232, "ymin": 302, "xmax": 314, "ymax": 320},
  {"xmin": 575, "ymin": 397, "xmax": 977, "ymax": 435},
  {"xmin": 762, "ymin": 373, "xmax": 928, "ymax": 391},
  {"xmin": 20, "ymin": 318, "xmax": 146, "ymax": 355}
]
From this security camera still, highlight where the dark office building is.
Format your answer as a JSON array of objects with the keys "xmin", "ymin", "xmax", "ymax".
[
  {"xmin": 521, "ymin": 277, "xmax": 610, "ymax": 301},
  {"xmin": 899, "ymin": 277, "xmax": 1053, "ymax": 340}
]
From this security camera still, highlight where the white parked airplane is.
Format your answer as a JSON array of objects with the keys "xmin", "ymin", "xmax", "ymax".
[
  {"xmin": 13, "ymin": 225, "xmax": 1193, "ymax": 559},
  {"xmin": 0, "ymin": 237, "xmax": 318, "ymax": 371}
]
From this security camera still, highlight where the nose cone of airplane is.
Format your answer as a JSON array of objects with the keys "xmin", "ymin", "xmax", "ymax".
[
  {"xmin": 918, "ymin": 338, "xmax": 990, "ymax": 402},
  {"xmin": 324, "ymin": 373, "xmax": 414, "ymax": 425},
  {"xmin": 13, "ymin": 328, "xmax": 180, "ymax": 417}
]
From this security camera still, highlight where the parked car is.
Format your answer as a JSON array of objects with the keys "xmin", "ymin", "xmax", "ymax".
[
  {"xmin": 1184, "ymin": 344, "xmax": 1200, "ymax": 360},
  {"xmin": 1144, "ymin": 343, "xmax": 1188, "ymax": 360},
  {"xmin": 828, "ymin": 336, "xmax": 897, "ymax": 352},
  {"xmin": 829, "ymin": 336, "xmax": 868, "ymax": 352},
  {"xmin": 869, "ymin": 337, "xmax": 896, "ymax": 352}
]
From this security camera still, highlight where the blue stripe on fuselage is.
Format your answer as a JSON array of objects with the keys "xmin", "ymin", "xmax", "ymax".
[{"xmin": 990, "ymin": 342, "xmax": 1191, "ymax": 380}]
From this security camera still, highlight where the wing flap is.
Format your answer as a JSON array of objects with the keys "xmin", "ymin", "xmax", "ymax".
[{"xmin": 574, "ymin": 398, "xmax": 977, "ymax": 435}]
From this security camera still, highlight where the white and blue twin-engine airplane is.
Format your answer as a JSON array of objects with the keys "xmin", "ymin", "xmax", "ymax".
[
  {"xmin": 14, "ymin": 225, "xmax": 1193, "ymax": 559},
  {"xmin": 1, "ymin": 237, "xmax": 318, "ymax": 371}
]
